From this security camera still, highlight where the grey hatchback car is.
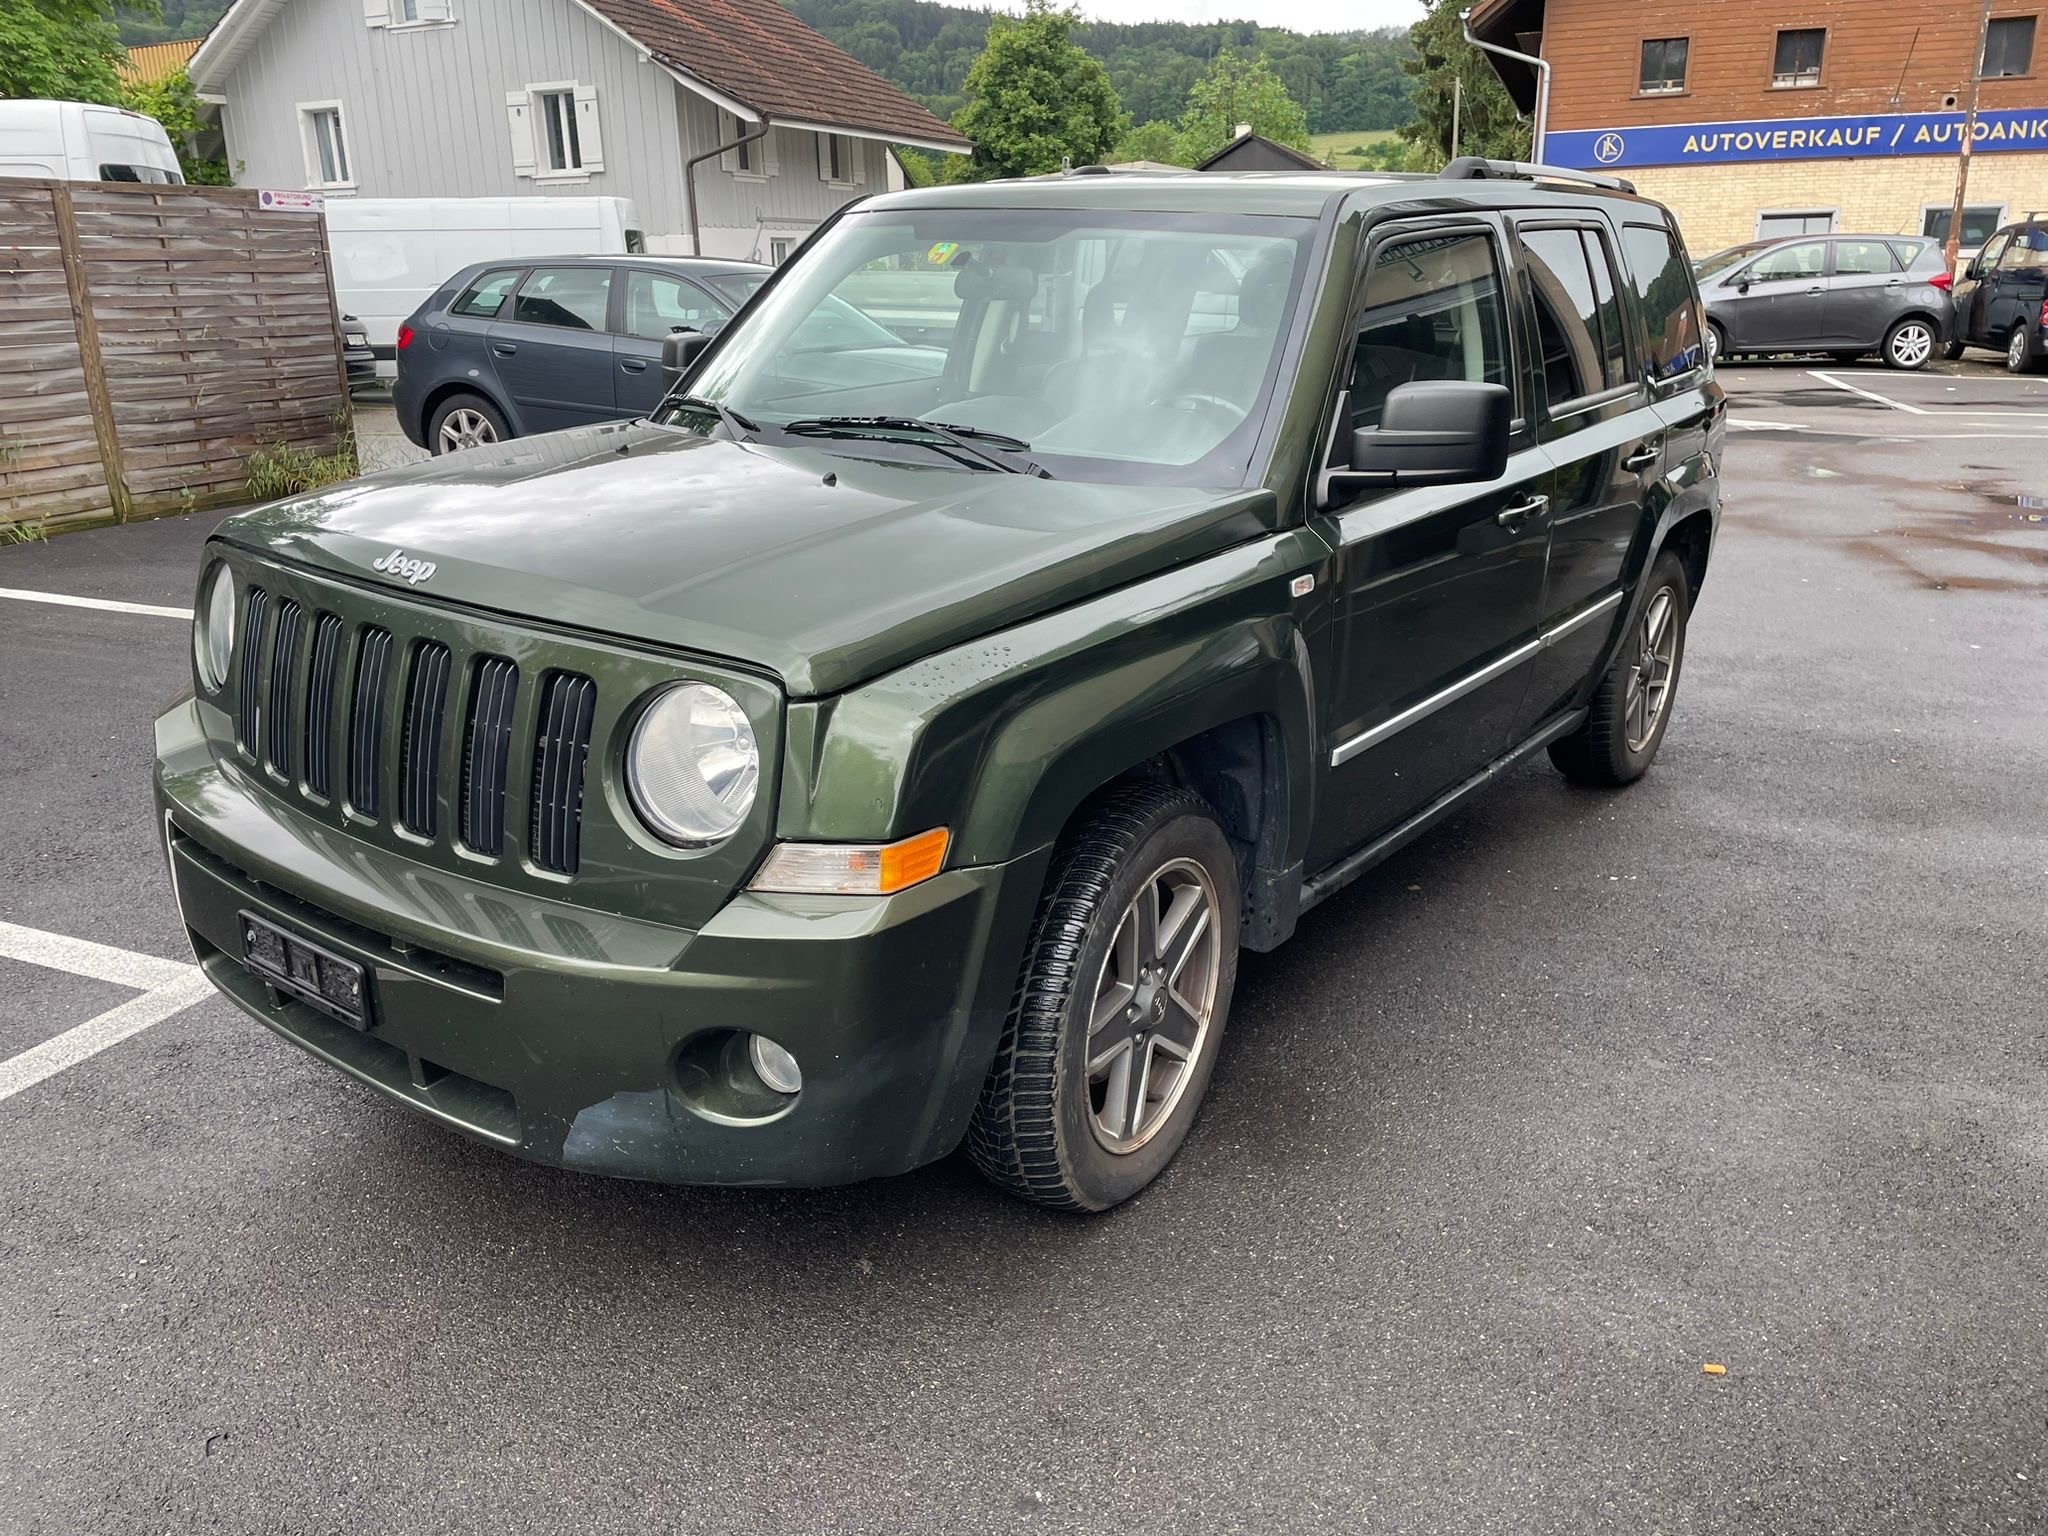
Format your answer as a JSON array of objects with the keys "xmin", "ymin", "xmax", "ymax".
[
  {"xmin": 392, "ymin": 255, "xmax": 771, "ymax": 454},
  {"xmin": 1693, "ymin": 234, "xmax": 1953, "ymax": 370}
]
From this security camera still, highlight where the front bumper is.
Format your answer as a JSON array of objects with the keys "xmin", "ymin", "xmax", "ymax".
[{"xmin": 155, "ymin": 697, "xmax": 1045, "ymax": 1186}]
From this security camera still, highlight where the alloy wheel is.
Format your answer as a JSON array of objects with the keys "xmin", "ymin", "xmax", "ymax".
[
  {"xmin": 1084, "ymin": 856, "xmax": 1222, "ymax": 1154},
  {"xmin": 2010, "ymin": 327, "xmax": 2029, "ymax": 372},
  {"xmin": 1624, "ymin": 585, "xmax": 1679, "ymax": 753},
  {"xmin": 1889, "ymin": 322, "xmax": 1933, "ymax": 369},
  {"xmin": 438, "ymin": 408, "xmax": 499, "ymax": 454}
]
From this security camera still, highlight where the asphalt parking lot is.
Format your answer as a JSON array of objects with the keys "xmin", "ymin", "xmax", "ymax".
[{"xmin": 2, "ymin": 361, "xmax": 2044, "ymax": 1534}]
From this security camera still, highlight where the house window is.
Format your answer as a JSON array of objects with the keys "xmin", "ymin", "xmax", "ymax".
[
  {"xmin": 1639, "ymin": 37, "xmax": 1688, "ymax": 94},
  {"xmin": 538, "ymin": 90, "xmax": 583, "ymax": 173},
  {"xmin": 1756, "ymin": 210, "xmax": 1835, "ymax": 238},
  {"xmin": 1772, "ymin": 28, "xmax": 1824, "ymax": 88},
  {"xmin": 399, "ymin": 0, "xmax": 417, "ymax": 18},
  {"xmin": 509, "ymin": 83, "xmax": 604, "ymax": 178},
  {"xmin": 1982, "ymin": 16, "xmax": 2036, "ymax": 78},
  {"xmin": 364, "ymin": 0, "xmax": 450, "ymax": 28},
  {"xmin": 299, "ymin": 102, "xmax": 352, "ymax": 187},
  {"xmin": 816, "ymin": 132, "xmax": 858, "ymax": 185},
  {"xmin": 769, "ymin": 238, "xmax": 792, "ymax": 264},
  {"xmin": 1923, "ymin": 204, "xmax": 2007, "ymax": 248},
  {"xmin": 719, "ymin": 111, "xmax": 772, "ymax": 177}
]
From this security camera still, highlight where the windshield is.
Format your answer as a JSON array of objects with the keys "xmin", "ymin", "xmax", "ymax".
[
  {"xmin": 1693, "ymin": 241, "xmax": 1771, "ymax": 282},
  {"xmin": 668, "ymin": 207, "xmax": 1316, "ymax": 485}
]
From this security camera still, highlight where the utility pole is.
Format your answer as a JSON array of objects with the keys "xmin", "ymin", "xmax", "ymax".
[
  {"xmin": 1451, "ymin": 75, "xmax": 1462, "ymax": 159},
  {"xmin": 1944, "ymin": 0, "xmax": 1995, "ymax": 271}
]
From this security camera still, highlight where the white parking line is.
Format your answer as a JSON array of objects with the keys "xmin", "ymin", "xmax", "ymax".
[
  {"xmin": 0, "ymin": 971, "xmax": 215, "ymax": 1102},
  {"xmin": 0, "ymin": 586, "xmax": 191, "ymax": 620},
  {"xmin": 0, "ymin": 921, "xmax": 216, "ymax": 1103},
  {"xmin": 1807, "ymin": 371, "xmax": 1930, "ymax": 414},
  {"xmin": 1806, "ymin": 371, "xmax": 2048, "ymax": 419}
]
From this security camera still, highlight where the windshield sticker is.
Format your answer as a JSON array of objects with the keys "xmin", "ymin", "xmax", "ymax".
[{"xmin": 926, "ymin": 241, "xmax": 959, "ymax": 265}]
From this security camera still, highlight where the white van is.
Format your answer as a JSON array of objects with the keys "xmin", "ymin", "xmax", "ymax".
[
  {"xmin": 0, "ymin": 100, "xmax": 184, "ymax": 185},
  {"xmin": 325, "ymin": 196, "xmax": 643, "ymax": 370}
]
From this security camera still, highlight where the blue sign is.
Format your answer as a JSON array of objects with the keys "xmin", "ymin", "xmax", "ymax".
[{"xmin": 1549, "ymin": 107, "xmax": 2048, "ymax": 170}]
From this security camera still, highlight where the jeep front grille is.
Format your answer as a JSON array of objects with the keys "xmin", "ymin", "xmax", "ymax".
[
  {"xmin": 398, "ymin": 640, "xmax": 452, "ymax": 838},
  {"xmin": 348, "ymin": 626, "xmax": 393, "ymax": 818},
  {"xmin": 236, "ymin": 587, "xmax": 269, "ymax": 753},
  {"xmin": 460, "ymin": 656, "xmax": 519, "ymax": 856},
  {"xmin": 303, "ymin": 614, "xmax": 344, "ymax": 800},
  {"xmin": 264, "ymin": 600, "xmax": 303, "ymax": 776},
  {"xmin": 530, "ymin": 671, "xmax": 597, "ymax": 875}
]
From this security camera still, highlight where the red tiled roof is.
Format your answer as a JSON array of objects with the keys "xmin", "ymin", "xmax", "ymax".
[{"xmin": 581, "ymin": 0, "xmax": 970, "ymax": 149}]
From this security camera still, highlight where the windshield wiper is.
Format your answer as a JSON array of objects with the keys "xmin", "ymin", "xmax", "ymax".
[
  {"xmin": 665, "ymin": 394, "xmax": 758, "ymax": 441},
  {"xmin": 780, "ymin": 416, "xmax": 1050, "ymax": 477}
]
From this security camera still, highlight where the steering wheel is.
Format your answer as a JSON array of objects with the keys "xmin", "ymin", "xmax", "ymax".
[{"xmin": 1153, "ymin": 392, "xmax": 1242, "ymax": 419}]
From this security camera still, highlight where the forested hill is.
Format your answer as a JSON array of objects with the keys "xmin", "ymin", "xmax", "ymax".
[
  {"xmin": 120, "ymin": 0, "xmax": 1415, "ymax": 135},
  {"xmin": 785, "ymin": 0, "xmax": 1414, "ymax": 132}
]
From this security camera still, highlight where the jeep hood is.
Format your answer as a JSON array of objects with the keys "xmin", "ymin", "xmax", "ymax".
[{"xmin": 217, "ymin": 422, "xmax": 1275, "ymax": 697}]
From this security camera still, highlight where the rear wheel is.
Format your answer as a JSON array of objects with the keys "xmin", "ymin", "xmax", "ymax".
[
  {"xmin": 428, "ymin": 391, "xmax": 508, "ymax": 455},
  {"xmin": 2006, "ymin": 324, "xmax": 2042, "ymax": 374},
  {"xmin": 1883, "ymin": 317, "xmax": 1935, "ymax": 370},
  {"xmin": 968, "ymin": 782, "xmax": 1239, "ymax": 1212},
  {"xmin": 1942, "ymin": 340, "xmax": 1968, "ymax": 361},
  {"xmin": 1549, "ymin": 551, "xmax": 1690, "ymax": 788},
  {"xmin": 1705, "ymin": 321, "xmax": 1726, "ymax": 367}
]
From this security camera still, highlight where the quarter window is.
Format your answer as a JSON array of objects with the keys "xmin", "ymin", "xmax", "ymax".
[
  {"xmin": 1519, "ymin": 228, "xmax": 1610, "ymax": 406},
  {"xmin": 1773, "ymin": 28, "xmax": 1824, "ymax": 87},
  {"xmin": 511, "ymin": 267, "xmax": 612, "ymax": 331},
  {"xmin": 1583, "ymin": 229, "xmax": 1630, "ymax": 389},
  {"xmin": 1620, "ymin": 221, "xmax": 1705, "ymax": 382},
  {"xmin": 622, "ymin": 271, "xmax": 730, "ymax": 340},
  {"xmin": 1983, "ymin": 16, "xmax": 2036, "ymax": 78},
  {"xmin": 451, "ymin": 269, "xmax": 521, "ymax": 318},
  {"xmin": 1347, "ymin": 230, "xmax": 1512, "ymax": 433},
  {"xmin": 1833, "ymin": 240, "xmax": 1900, "ymax": 276},
  {"xmin": 299, "ymin": 103, "xmax": 351, "ymax": 187},
  {"xmin": 1639, "ymin": 37, "xmax": 1688, "ymax": 94}
]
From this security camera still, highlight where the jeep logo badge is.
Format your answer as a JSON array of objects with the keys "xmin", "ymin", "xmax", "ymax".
[{"xmin": 371, "ymin": 548, "xmax": 437, "ymax": 585}]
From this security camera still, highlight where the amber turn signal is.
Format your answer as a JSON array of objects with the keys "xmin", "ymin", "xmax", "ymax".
[{"xmin": 749, "ymin": 828, "xmax": 951, "ymax": 896}]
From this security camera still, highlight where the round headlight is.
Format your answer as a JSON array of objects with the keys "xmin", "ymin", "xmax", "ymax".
[
  {"xmin": 627, "ymin": 683, "xmax": 758, "ymax": 845},
  {"xmin": 195, "ymin": 562, "xmax": 235, "ymax": 690}
]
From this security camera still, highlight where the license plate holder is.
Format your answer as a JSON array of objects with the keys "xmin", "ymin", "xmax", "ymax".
[{"xmin": 239, "ymin": 910, "xmax": 372, "ymax": 1031}]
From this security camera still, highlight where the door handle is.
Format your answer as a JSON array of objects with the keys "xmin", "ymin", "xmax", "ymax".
[
  {"xmin": 1805, "ymin": 285, "xmax": 1823, "ymax": 293},
  {"xmin": 1623, "ymin": 443, "xmax": 1662, "ymax": 472},
  {"xmin": 491, "ymin": 342, "xmax": 517, "ymax": 356},
  {"xmin": 1497, "ymin": 494, "xmax": 1548, "ymax": 529},
  {"xmin": 620, "ymin": 357, "xmax": 649, "ymax": 372}
]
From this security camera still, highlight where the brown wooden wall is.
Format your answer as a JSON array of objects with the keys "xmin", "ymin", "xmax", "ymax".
[{"xmin": 0, "ymin": 181, "xmax": 347, "ymax": 537}]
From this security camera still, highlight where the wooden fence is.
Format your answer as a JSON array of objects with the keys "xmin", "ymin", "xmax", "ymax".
[{"xmin": 0, "ymin": 181, "xmax": 349, "ymax": 537}]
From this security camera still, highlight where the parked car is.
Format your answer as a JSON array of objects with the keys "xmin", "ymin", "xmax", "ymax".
[
  {"xmin": 0, "ymin": 99, "xmax": 183, "ymax": 184},
  {"xmin": 1943, "ymin": 219, "xmax": 2048, "ymax": 373},
  {"xmin": 1693, "ymin": 233, "xmax": 1952, "ymax": 369},
  {"xmin": 340, "ymin": 312, "xmax": 375, "ymax": 389},
  {"xmin": 155, "ymin": 160, "xmax": 1722, "ymax": 1211}
]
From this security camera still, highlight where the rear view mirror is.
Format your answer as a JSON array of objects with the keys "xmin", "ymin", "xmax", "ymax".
[
  {"xmin": 1331, "ymin": 381, "xmax": 1511, "ymax": 493},
  {"xmin": 661, "ymin": 329, "xmax": 711, "ymax": 384}
]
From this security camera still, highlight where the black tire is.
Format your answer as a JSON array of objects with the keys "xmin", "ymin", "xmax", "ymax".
[
  {"xmin": 1882, "ymin": 317, "xmax": 1936, "ymax": 370},
  {"xmin": 2006, "ymin": 324, "xmax": 2043, "ymax": 375},
  {"xmin": 1549, "ymin": 550, "xmax": 1690, "ymax": 788},
  {"xmin": 1942, "ymin": 340, "xmax": 1967, "ymax": 362},
  {"xmin": 968, "ymin": 782, "xmax": 1240, "ymax": 1212},
  {"xmin": 1705, "ymin": 321, "xmax": 1727, "ymax": 367},
  {"xmin": 426, "ymin": 391, "xmax": 509, "ymax": 455},
  {"xmin": 1829, "ymin": 349, "xmax": 1864, "ymax": 363}
]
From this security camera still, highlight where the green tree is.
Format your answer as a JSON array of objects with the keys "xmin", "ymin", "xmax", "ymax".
[
  {"xmin": 1169, "ymin": 48, "xmax": 1312, "ymax": 167},
  {"xmin": 1399, "ymin": 0, "xmax": 1529, "ymax": 169},
  {"xmin": 1112, "ymin": 118, "xmax": 1179, "ymax": 165},
  {"xmin": 950, "ymin": 0, "xmax": 1125, "ymax": 180},
  {"xmin": 121, "ymin": 65, "xmax": 232, "ymax": 184},
  {"xmin": 0, "ymin": 0, "xmax": 132, "ymax": 102}
]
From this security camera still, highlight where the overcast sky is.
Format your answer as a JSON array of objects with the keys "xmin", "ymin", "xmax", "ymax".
[{"xmin": 1014, "ymin": 0, "xmax": 1428, "ymax": 32}]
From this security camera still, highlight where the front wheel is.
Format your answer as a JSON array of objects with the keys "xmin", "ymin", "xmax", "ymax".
[
  {"xmin": 1705, "ymin": 321, "xmax": 1726, "ymax": 367},
  {"xmin": 1942, "ymin": 340, "xmax": 1967, "ymax": 362},
  {"xmin": 968, "ymin": 782, "xmax": 1239, "ymax": 1212},
  {"xmin": 1550, "ymin": 551, "xmax": 1690, "ymax": 788},
  {"xmin": 1883, "ymin": 317, "xmax": 1935, "ymax": 370}
]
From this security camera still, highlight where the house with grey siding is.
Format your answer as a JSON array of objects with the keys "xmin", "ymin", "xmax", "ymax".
[{"xmin": 185, "ymin": 0, "xmax": 968, "ymax": 259}]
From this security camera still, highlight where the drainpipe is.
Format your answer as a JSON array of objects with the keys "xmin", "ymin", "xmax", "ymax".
[
  {"xmin": 1462, "ymin": 8, "xmax": 1550, "ymax": 163},
  {"xmin": 686, "ymin": 116, "xmax": 770, "ymax": 256}
]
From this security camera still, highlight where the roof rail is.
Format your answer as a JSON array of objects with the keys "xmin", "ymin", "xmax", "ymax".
[{"xmin": 1440, "ymin": 156, "xmax": 1637, "ymax": 195}]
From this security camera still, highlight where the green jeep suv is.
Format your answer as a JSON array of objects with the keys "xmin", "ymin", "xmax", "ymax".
[{"xmin": 155, "ymin": 161, "xmax": 1723, "ymax": 1211}]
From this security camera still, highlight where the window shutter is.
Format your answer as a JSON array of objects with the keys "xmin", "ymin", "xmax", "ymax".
[
  {"xmin": 851, "ymin": 137, "xmax": 866, "ymax": 185},
  {"xmin": 416, "ymin": 0, "xmax": 452, "ymax": 19},
  {"xmin": 363, "ymin": 0, "xmax": 390, "ymax": 25},
  {"xmin": 762, "ymin": 123, "xmax": 779, "ymax": 176},
  {"xmin": 815, "ymin": 131, "xmax": 830, "ymax": 181},
  {"xmin": 719, "ymin": 111, "xmax": 739, "ymax": 173},
  {"xmin": 505, "ymin": 90, "xmax": 535, "ymax": 177},
  {"xmin": 573, "ymin": 83, "xmax": 603, "ymax": 172}
]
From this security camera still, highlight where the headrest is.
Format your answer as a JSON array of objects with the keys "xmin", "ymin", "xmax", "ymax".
[{"xmin": 1237, "ymin": 251, "xmax": 1292, "ymax": 331}]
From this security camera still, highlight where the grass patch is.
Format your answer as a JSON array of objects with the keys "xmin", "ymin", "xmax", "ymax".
[
  {"xmin": 1310, "ymin": 128, "xmax": 1405, "ymax": 169},
  {"xmin": 0, "ymin": 517, "xmax": 49, "ymax": 544},
  {"xmin": 245, "ymin": 432, "xmax": 359, "ymax": 501}
]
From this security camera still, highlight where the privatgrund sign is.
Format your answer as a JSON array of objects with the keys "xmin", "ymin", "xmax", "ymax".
[{"xmin": 1549, "ymin": 108, "xmax": 2048, "ymax": 170}]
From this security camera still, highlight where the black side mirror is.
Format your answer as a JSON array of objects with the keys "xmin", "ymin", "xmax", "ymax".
[
  {"xmin": 661, "ymin": 329, "xmax": 711, "ymax": 384},
  {"xmin": 1324, "ymin": 381, "xmax": 1511, "ymax": 499},
  {"xmin": 1735, "ymin": 278, "xmax": 1752, "ymax": 293},
  {"xmin": 1963, "ymin": 261, "xmax": 1981, "ymax": 280}
]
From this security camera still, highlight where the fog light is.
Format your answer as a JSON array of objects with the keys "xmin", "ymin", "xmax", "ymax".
[{"xmin": 747, "ymin": 1034, "xmax": 802, "ymax": 1095}]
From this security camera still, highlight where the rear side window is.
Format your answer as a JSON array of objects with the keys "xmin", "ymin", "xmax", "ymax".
[
  {"xmin": 1620, "ymin": 221, "xmax": 1705, "ymax": 382},
  {"xmin": 512, "ymin": 266, "xmax": 613, "ymax": 330},
  {"xmin": 451, "ymin": 270, "xmax": 521, "ymax": 318},
  {"xmin": 1519, "ymin": 226, "xmax": 1630, "ymax": 405},
  {"xmin": 1834, "ymin": 239, "xmax": 1900, "ymax": 276},
  {"xmin": 622, "ymin": 271, "xmax": 731, "ymax": 340},
  {"xmin": 1347, "ymin": 229, "xmax": 1513, "ymax": 432},
  {"xmin": 1895, "ymin": 241, "xmax": 1944, "ymax": 273}
]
